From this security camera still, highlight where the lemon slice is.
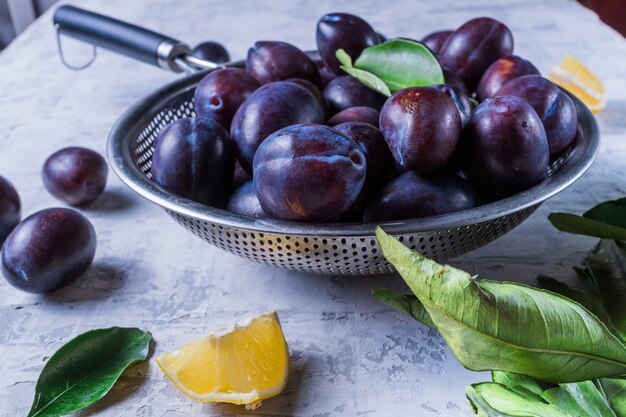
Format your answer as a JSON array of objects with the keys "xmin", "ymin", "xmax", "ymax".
[
  {"xmin": 156, "ymin": 311, "xmax": 289, "ymax": 406},
  {"xmin": 548, "ymin": 54, "xmax": 605, "ymax": 114}
]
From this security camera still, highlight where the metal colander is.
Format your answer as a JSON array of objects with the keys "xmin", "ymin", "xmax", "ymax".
[{"xmin": 107, "ymin": 59, "xmax": 600, "ymax": 276}]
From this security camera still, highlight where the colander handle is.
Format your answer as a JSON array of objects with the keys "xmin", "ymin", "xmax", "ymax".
[{"xmin": 53, "ymin": 5, "xmax": 191, "ymax": 73}]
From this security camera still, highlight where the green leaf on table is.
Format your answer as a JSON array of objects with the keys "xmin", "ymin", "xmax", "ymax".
[
  {"xmin": 27, "ymin": 327, "xmax": 152, "ymax": 417},
  {"xmin": 585, "ymin": 198, "xmax": 626, "ymax": 229},
  {"xmin": 353, "ymin": 39, "xmax": 444, "ymax": 92},
  {"xmin": 548, "ymin": 198, "xmax": 626, "ymax": 240},
  {"xmin": 535, "ymin": 275, "xmax": 612, "ymax": 326},
  {"xmin": 597, "ymin": 378, "xmax": 626, "ymax": 417},
  {"xmin": 491, "ymin": 371, "xmax": 554, "ymax": 398},
  {"xmin": 375, "ymin": 226, "xmax": 626, "ymax": 383},
  {"xmin": 336, "ymin": 48, "xmax": 391, "ymax": 97},
  {"xmin": 585, "ymin": 239, "xmax": 626, "ymax": 339},
  {"xmin": 466, "ymin": 383, "xmax": 568, "ymax": 417},
  {"xmin": 541, "ymin": 381, "xmax": 618, "ymax": 417},
  {"xmin": 372, "ymin": 288, "xmax": 436, "ymax": 328}
]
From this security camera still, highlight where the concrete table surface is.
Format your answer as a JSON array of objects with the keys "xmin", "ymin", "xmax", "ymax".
[{"xmin": 1, "ymin": 0, "xmax": 625, "ymax": 416}]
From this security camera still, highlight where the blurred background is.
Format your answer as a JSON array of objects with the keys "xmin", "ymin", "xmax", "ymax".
[{"xmin": 0, "ymin": 0, "xmax": 624, "ymax": 51}]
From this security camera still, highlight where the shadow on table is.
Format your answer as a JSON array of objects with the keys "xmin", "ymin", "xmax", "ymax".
[
  {"xmin": 202, "ymin": 349, "xmax": 311, "ymax": 415},
  {"xmin": 83, "ymin": 189, "xmax": 137, "ymax": 212},
  {"xmin": 43, "ymin": 262, "xmax": 128, "ymax": 303}
]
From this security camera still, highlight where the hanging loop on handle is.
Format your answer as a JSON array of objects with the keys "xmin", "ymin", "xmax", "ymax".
[
  {"xmin": 53, "ymin": 5, "xmax": 192, "ymax": 73},
  {"xmin": 55, "ymin": 23, "xmax": 97, "ymax": 70}
]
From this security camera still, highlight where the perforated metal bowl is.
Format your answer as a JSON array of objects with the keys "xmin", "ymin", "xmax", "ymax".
[{"xmin": 107, "ymin": 58, "xmax": 600, "ymax": 276}]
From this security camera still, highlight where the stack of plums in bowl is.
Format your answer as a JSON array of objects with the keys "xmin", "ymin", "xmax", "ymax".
[{"xmin": 150, "ymin": 13, "xmax": 579, "ymax": 223}]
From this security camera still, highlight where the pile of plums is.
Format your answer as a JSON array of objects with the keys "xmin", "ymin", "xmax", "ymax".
[
  {"xmin": 151, "ymin": 13, "xmax": 579, "ymax": 223},
  {"xmin": 0, "ymin": 147, "xmax": 107, "ymax": 293}
]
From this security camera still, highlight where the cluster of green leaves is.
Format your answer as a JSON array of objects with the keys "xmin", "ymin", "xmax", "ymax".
[
  {"xmin": 373, "ymin": 198, "xmax": 626, "ymax": 416},
  {"xmin": 26, "ymin": 327, "xmax": 151, "ymax": 417},
  {"xmin": 335, "ymin": 39, "xmax": 444, "ymax": 97}
]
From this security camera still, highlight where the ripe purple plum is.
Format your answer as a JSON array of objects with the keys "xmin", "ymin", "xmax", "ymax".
[
  {"xmin": 477, "ymin": 55, "xmax": 540, "ymax": 101},
  {"xmin": 192, "ymin": 41, "xmax": 230, "ymax": 64},
  {"xmin": 433, "ymin": 84, "xmax": 473, "ymax": 127},
  {"xmin": 42, "ymin": 147, "xmax": 108, "ymax": 206},
  {"xmin": 194, "ymin": 68, "xmax": 260, "ymax": 129},
  {"xmin": 286, "ymin": 78, "xmax": 330, "ymax": 117},
  {"xmin": 421, "ymin": 30, "xmax": 452, "ymax": 53},
  {"xmin": 0, "ymin": 176, "xmax": 20, "ymax": 242},
  {"xmin": 231, "ymin": 81, "xmax": 325, "ymax": 171},
  {"xmin": 227, "ymin": 181, "xmax": 269, "ymax": 218},
  {"xmin": 324, "ymin": 75, "xmax": 387, "ymax": 112},
  {"xmin": 151, "ymin": 117, "xmax": 234, "ymax": 206},
  {"xmin": 380, "ymin": 86, "xmax": 461, "ymax": 172},
  {"xmin": 459, "ymin": 95, "xmax": 549, "ymax": 199},
  {"xmin": 253, "ymin": 124, "xmax": 366, "ymax": 221},
  {"xmin": 233, "ymin": 159, "xmax": 252, "ymax": 188},
  {"xmin": 327, "ymin": 106, "xmax": 380, "ymax": 128},
  {"xmin": 439, "ymin": 17, "xmax": 514, "ymax": 89},
  {"xmin": 496, "ymin": 75, "xmax": 577, "ymax": 158},
  {"xmin": 364, "ymin": 171, "xmax": 478, "ymax": 222},
  {"xmin": 1, "ymin": 208, "xmax": 96, "ymax": 293},
  {"xmin": 316, "ymin": 13, "xmax": 380, "ymax": 75},
  {"xmin": 246, "ymin": 41, "xmax": 320, "ymax": 86},
  {"xmin": 334, "ymin": 122, "xmax": 394, "ymax": 210}
]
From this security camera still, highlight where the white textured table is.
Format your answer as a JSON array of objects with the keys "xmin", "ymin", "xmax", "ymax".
[{"xmin": 1, "ymin": 1, "xmax": 625, "ymax": 416}]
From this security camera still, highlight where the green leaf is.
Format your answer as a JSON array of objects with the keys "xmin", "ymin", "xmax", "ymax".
[
  {"xmin": 548, "ymin": 213, "xmax": 626, "ymax": 240},
  {"xmin": 353, "ymin": 39, "xmax": 444, "ymax": 92},
  {"xmin": 375, "ymin": 226, "xmax": 626, "ymax": 383},
  {"xmin": 372, "ymin": 288, "xmax": 436, "ymax": 328},
  {"xmin": 336, "ymin": 48, "xmax": 391, "ymax": 97},
  {"xmin": 585, "ymin": 240, "xmax": 626, "ymax": 339},
  {"xmin": 491, "ymin": 371, "xmax": 554, "ymax": 398},
  {"xmin": 597, "ymin": 378, "xmax": 626, "ymax": 417},
  {"xmin": 541, "ymin": 381, "xmax": 618, "ymax": 417},
  {"xmin": 584, "ymin": 198, "xmax": 626, "ymax": 230},
  {"xmin": 535, "ymin": 275, "xmax": 612, "ymax": 326},
  {"xmin": 466, "ymin": 383, "xmax": 568, "ymax": 417},
  {"xmin": 27, "ymin": 327, "xmax": 152, "ymax": 417}
]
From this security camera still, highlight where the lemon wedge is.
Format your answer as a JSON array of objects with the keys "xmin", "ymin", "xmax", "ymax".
[
  {"xmin": 156, "ymin": 311, "xmax": 289, "ymax": 407},
  {"xmin": 548, "ymin": 54, "xmax": 605, "ymax": 114}
]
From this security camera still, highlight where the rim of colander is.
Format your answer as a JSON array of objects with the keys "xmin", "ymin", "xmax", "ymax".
[{"xmin": 107, "ymin": 55, "xmax": 600, "ymax": 238}]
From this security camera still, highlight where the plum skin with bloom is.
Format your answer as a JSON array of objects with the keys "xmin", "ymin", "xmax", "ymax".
[{"xmin": 253, "ymin": 124, "xmax": 366, "ymax": 221}]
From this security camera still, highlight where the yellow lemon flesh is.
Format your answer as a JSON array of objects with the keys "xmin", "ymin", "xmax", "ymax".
[
  {"xmin": 548, "ymin": 54, "xmax": 605, "ymax": 114},
  {"xmin": 156, "ymin": 311, "xmax": 289, "ymax": 406}
]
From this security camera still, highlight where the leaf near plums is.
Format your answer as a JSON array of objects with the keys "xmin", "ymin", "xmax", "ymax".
[
  {"xmin": 353, "ymin": 39, "xmax": 444, "ymax": 92},
  {"xmin": 584, "ymin": 239, "xmax": 626, "ymax": 340},
  {"xmin": 466, "ymin": 382, "xmax": 569, "ymax": 417},
  {"xmin": 548, "ymin": 198, "xmax": 626, "ymax": 240},
  {"xmin": 374, "ymin": 227, "xmax": 626, "ymax": 383},
  {"xmin": 371, "ymin": 288, "xmax": 435, "ymax": 328},
  {"xmin": 336, "ymin": 49, "xmax": 391, "ymax": 97},
  {"xmin": 27, "ymin": 327, "xmax": 151, "ymax": 417}
]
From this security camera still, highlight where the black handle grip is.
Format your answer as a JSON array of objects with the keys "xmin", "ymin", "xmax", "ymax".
[{"xmin": 53, "ymin": 5, "xmax": 188, "ymax": 70}]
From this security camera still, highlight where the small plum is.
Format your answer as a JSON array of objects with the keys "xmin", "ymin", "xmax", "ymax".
[
  {"xmin": 42, "ymin": 147, "xmax": 108, "ymax": 206},
  {"xmin": 476, "ymin": 55, "xmax": 540, "ymax": 101},
  {"xmin": 380, "ymin": 86, "xmax": 461, "ymax": 172},
  {"xmin": 459, "ymin": 95, "xmax": 549, "ymax": 199},
  {"xmin": 151, "ymin": 117, "xmax": 234, "ymax": 206},
  {"xmin": 246, "ymin": 41, "xmax": 321, "ymax": 86},
  {"xmin": 194, "ymin": 68, "xmax": 260, "ymax": 129},
  {"xmin": 1, "ymin": 208, "xmax": 96, "ymax": 293},
  {"xmin": 496, "ymin": 75, "xmax": 577, "ymax": 158},
  {"xmin": 327, "ymin": 106, "xmax": 380, "ymax": 128},
  {"xmin": 227, "ymin": 181, "xmax": 269, "ymax": 218},
  {"xmin": 364, "ymin": 171, "xmax": 478, "ymax": 222},
  {"xmin": 192, "ymin": 41, "xmax": 230, "ymax": 63},
  {"xmin": 253, "ymin": 124, "xmax": 366, "ymax": 221},
  {"xmin": 0, "ymin": 176, "xmax": 20, "ymax": 243}
]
